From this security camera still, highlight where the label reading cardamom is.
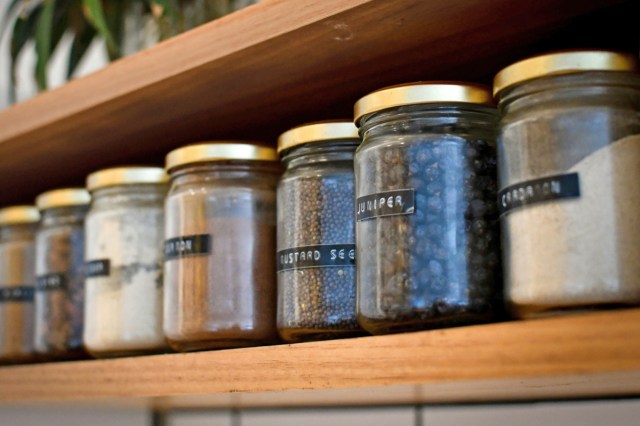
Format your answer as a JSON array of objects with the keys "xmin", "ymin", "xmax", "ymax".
[
  {"xmin": 498, "ymin": 173, "xmax": 581, "ymax": 215},
  {"xmin": 164, "ymin": 234, "xmax": 211, "ymax": 260}
]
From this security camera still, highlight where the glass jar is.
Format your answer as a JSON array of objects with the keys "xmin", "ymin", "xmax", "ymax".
[
  {"xmin": 84, "ymin": 167, "xmax": 169, "ymax": 357},
  {"xmin": 0, "ymin": 206, "xmax": 39, "ymax": 364},
  {"xmin": 34, "ymin": 189, "xmax": 91, "ymax": 360},
  {"xmin": 494, "ymin": 50, "xmax": 640, "ymax": 318},
  {"xmin": 164, "ymin": 142, "xmax": 280, "ymax": 351},
  {"xmin": 276, "ymin": 122, "xmax": 365, "ymax": 342},
  {"xmin": 354, "ymin": 82, "xmax": 502, "ymax": 335}
]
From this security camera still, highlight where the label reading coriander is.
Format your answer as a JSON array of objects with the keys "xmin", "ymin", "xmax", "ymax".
[
  {"xmin": 0, "ymin": 286, "xmax": 34, "ymax": 302},
  {"xmin": 498, "ymin": 173, "xmax": 581, "ymax": 215},
  {"xmin": 86, "ymin": 259, "xmax": 110, "ymax": 277},
  {"xmin": 277, "ymin": 244, "xmax": 356, "ymax": 272},
  {"xmin": 164, "ymin": 234, "xmax": 211, "ymax": 260},
  {"xmin": 356, "ymin": 189, "xmax": 415, "ymax": 221},
  {"xmin": 36, "ymin": 273, "xmax": 67, "ymax": 291}
]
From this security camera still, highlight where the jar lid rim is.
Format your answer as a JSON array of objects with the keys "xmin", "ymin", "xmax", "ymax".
[
  {"xmin": 166, "ymin": 142, "xmax": 278, "ymax": 171},
  {"xmin": 493, "ymin": 50, "xmax": 639, "ymax": 95},
  {"xmin": 354, "ymin": 81, "xmax": 494, "ymax": 126},
  {"xmin": 87, "ymin": 167, "xmax": 168, "ymax": 191},
  {"xmin": 36, "ymin": 188, "xmax": 91, "ymax": 210},
  {"xmin": 277, "ymin": 121, "xmax": 360, "ymax": 154},
  {"xmin": 0, "ymin": 205, "xmax": 40, "ymax": 225}
]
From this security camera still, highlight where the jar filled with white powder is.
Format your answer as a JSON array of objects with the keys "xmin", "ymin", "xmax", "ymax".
[
  {"xmin": 494, "ymin": 50, "xmax": 640, "ymax": 318},
  {"xmin": 84, "ymin": 167, "xmax": 169, "ymax": 357}
]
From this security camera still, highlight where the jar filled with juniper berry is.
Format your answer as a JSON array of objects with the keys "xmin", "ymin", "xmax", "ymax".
[
  {"xmin": 277, "ymin": 121, "xmax": 365, "ymax": 342},
  {"xmin": 354, "ymin": 82, "xmax": 502, "ymax": 335}
]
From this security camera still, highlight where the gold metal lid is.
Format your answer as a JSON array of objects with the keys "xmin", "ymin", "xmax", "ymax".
[
  {"xmin": 354, "ymin": 82, "xmax": 493, "ymax": 126},
  {"xmin": 493, "ymin": 50, "xmax": 639, "ymax": 95},
  {"xmin": 0, "ymin": 206, "xmax": 40, "ymax": 225},
  {"xmin": 277, "ymin": 121, "xmax": 360, "ymax": 154},
  {"xmin": 87, "ymin": 167, "xmax": 168, "ymax": 191},
  {"xmin": 36, "ymin": 188, "xmax": 91, "ymax": 210},
  {"xmin": 166, "ymin": 142, "xmax": 278, "ymax": 171}
]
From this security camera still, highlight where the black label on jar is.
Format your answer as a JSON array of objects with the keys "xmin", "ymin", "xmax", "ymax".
[
  {"xmin": 0, "ymin": 286, "xmax": 34, "ymax": 302},
  {"xmin": 164, "ymin": 234, "xmax": 211, "ymax": 260},
  {"xmin": 498, "ymin": 173, "xmax": 581, "ymax": 216},
  {"xmin": 85, "ymin": 259, "xmax": 110, "ymax": 277},
  {"xmin": 277, "ymin": 244, "xmax": 356, "ymax": 272},
  {"xmin": 36, "ymin": 273, "xmax": 67, "ymax": 291},
  {"xmin": 356, "ymin": 189, "xmax": 415, "ymax": 221}
]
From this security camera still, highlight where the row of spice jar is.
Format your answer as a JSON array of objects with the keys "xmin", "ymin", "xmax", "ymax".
[{"xmin": 1, "ymin": 49, "xmax": 640, "ymax": 363}]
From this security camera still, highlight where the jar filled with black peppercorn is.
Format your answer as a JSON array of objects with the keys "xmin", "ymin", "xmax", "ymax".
[
  {"xmin": 164, "ymin": 142, "xmax": 281, "ymax": 351},
  {"xmin": 277, "ymin": 121, "xmax": 365, "ymax": 342},
  {"xmin": 34, "ymin": 188, "xmax": 91, "ymax": 360},
  {"xmin": 354, "ymin": 82, "xmax": 502, "ymax": 335},
  {"xmin": 0, "ymin": 206, "xmax": 40, "ymax": 364}
]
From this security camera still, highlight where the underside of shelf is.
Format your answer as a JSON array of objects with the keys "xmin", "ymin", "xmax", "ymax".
[
  {"xmin": 1, "ymin": 309, "xmax": 639, "ymax": 408},
  {"xmin": 0, "ymin": 0, "xmax": 635, "ymax": 205}
]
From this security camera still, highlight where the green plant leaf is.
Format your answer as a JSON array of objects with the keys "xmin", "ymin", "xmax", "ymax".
[
  {"xmin": 82, "ymin": 0, "xmax": 117, "ymax": 58},
  {"xmin": 67, "ymin": 21, "xmax": 96, "ymax": 78},
  {"xmin": 8, "ymin": 4, "xmax": 42, "ymax": 102},
  {"xmin": 1, "ymin": 0, "xmax": 27, "ymax": 42},
  {"xmin": 34, "ymin": 0, "xmax": 55, "ymax": 91}
]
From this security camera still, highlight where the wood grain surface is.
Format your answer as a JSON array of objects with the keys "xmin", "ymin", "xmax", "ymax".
[
  {"xmin": 0, "ymin": 309, "xmax": 639, "ymax": 407},
  {"xmin": 0, "ymin": 0, "xmax": 629, "ymax": 205}
]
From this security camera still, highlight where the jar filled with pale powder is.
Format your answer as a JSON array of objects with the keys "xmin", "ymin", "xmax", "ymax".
[
  {"xmin": 494, "ymin": 50, "xmax": 640, "ymax": 318},
  {"xmin": 84, "ymin": 167, "xmax": 169, "ymax": 357},
  {"xmin": 0, "ymin": 206, "xmax": 39, "ymax": 364}
]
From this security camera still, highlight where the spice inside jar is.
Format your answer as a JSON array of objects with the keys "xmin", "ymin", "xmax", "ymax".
[
  {"xmin": 164, "ymin": 142, "xmax": 280, "ymax": 351},
  {"xmin": 84, "ymin": 167, "xmax": 169, "ymax": 357},
  {"xmin": 354, "ymin": 82, "xmax": 502, "ymax": 335},
  {"xmin": 276, "ymin": 121, "xmax": 365, "ymax": 342},
  {"xmin": 34, "ymin": 188, "xmax": 90, "ymax": 360},
  {"xmin": 0, "ymin": 206, "xmax": 40, "ymax": 364},
  {"xmin": 494, "ymin": 50, "xmax": 640, "ymax": 318}
]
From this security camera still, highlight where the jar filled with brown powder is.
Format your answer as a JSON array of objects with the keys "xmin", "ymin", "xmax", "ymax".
[
  {"xmin": 0, "ymin": 206, "xmax": 40, "ymax": 364},
  {"xmin": 164, "ymin": 142, "xmax": 281, "ymax": 351}
]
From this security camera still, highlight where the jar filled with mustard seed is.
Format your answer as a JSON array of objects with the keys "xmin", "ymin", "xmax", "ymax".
[
  {"xmin": 0, "ymin": 206, "xmax": 39, "ymax": 364},
  {"xmin": 34, "ymin": 188, "xmax": 90, "ymax": 360},
  {"xmin": 354, "ymin": 82, "xmax": 502, "ymax": 335},
  {"xmin": 164, "ymin": 143, "xmax": 280, "ymax": 351},
  {"xmin": 84, "ymin": 167, "xmax": 169, "ymax": 357},
  {"xmin": 277, "ymin": 121, "xmax": 365, "ymax": 342},
  {"xmin": 494, "ymin": 50, "xmax": 640, "ymax": 318}
]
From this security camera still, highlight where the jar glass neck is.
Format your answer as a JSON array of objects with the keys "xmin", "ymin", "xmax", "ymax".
[
  {"xmin": 0, "ymin": 223, "xmax": 38, "ymax": 240},
  {"xmin": 169, "ymin": 161, "xmax": 282, "ymax": 183},
  {"xmin": 281, "ymin": 140, "xmax": 359, "ymax": 169},
  {"xmin": 358, "ymin": 104, "xmax": 498, "ymax": 140},
  {"xmin": 497, "ymin": 71, "xmax": 640, "ymax": 115},
  {"xmin": 91, "ymin": 184, "xmax": 168, "ymax": 207},
  {"xmin": 41, "ymin": 205, "xmax": 89, "ymax": 226}
]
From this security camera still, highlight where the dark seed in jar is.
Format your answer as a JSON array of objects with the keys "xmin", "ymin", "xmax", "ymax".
[{"xmin": 357, "ymin": 136, "xmax": 502, "ymax": 334}]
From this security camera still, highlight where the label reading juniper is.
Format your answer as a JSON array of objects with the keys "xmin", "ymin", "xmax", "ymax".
[
  {"xmin": 86, "ymin": 259, "xmax": 110, "ymax": 277},
  {"xmin": 0, "ymin": 286, "xmax": 34, "ymax": 302},
  {"xmin": 277, "ymin": 244, "xmax": 356, "ymax": 272},
  {"xmin": 356, "ymin": 189, "xmax": 415, "ymax": 221},
  {"xmin": 36, "ymin": 273, "xmax": 67, "ymax": 291},
  {"xmin": 164, "ymin": 234, "xmax": 211, "ymax": 260},
  {"xmin": 498, "ymin": 173, "xmax": 581, "ymax": 215}
]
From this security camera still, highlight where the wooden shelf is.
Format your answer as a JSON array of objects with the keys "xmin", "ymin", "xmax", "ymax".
[
  {"xmin": 1, "ymin": 309, "xmax": 639, "ymax": 408},
  {"xmin": 0, "ymin": 0, "xmax": 633, "ymax": 205}
]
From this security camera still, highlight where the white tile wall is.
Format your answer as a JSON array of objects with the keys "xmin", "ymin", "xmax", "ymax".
[
  {"xmin": 165, "ymin": 410, "xmax": 233, "ymax": 426},
  {"xmin": 239, "ymin": 407, "xmax": 415, "ymax": 426},
  {"xmin": 422, "ymin": 400, "xmax": 640, "ymax": 426},
  {"xmin": 0, "ymin": 406, "xmax": 150, "ymax": 426}
]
